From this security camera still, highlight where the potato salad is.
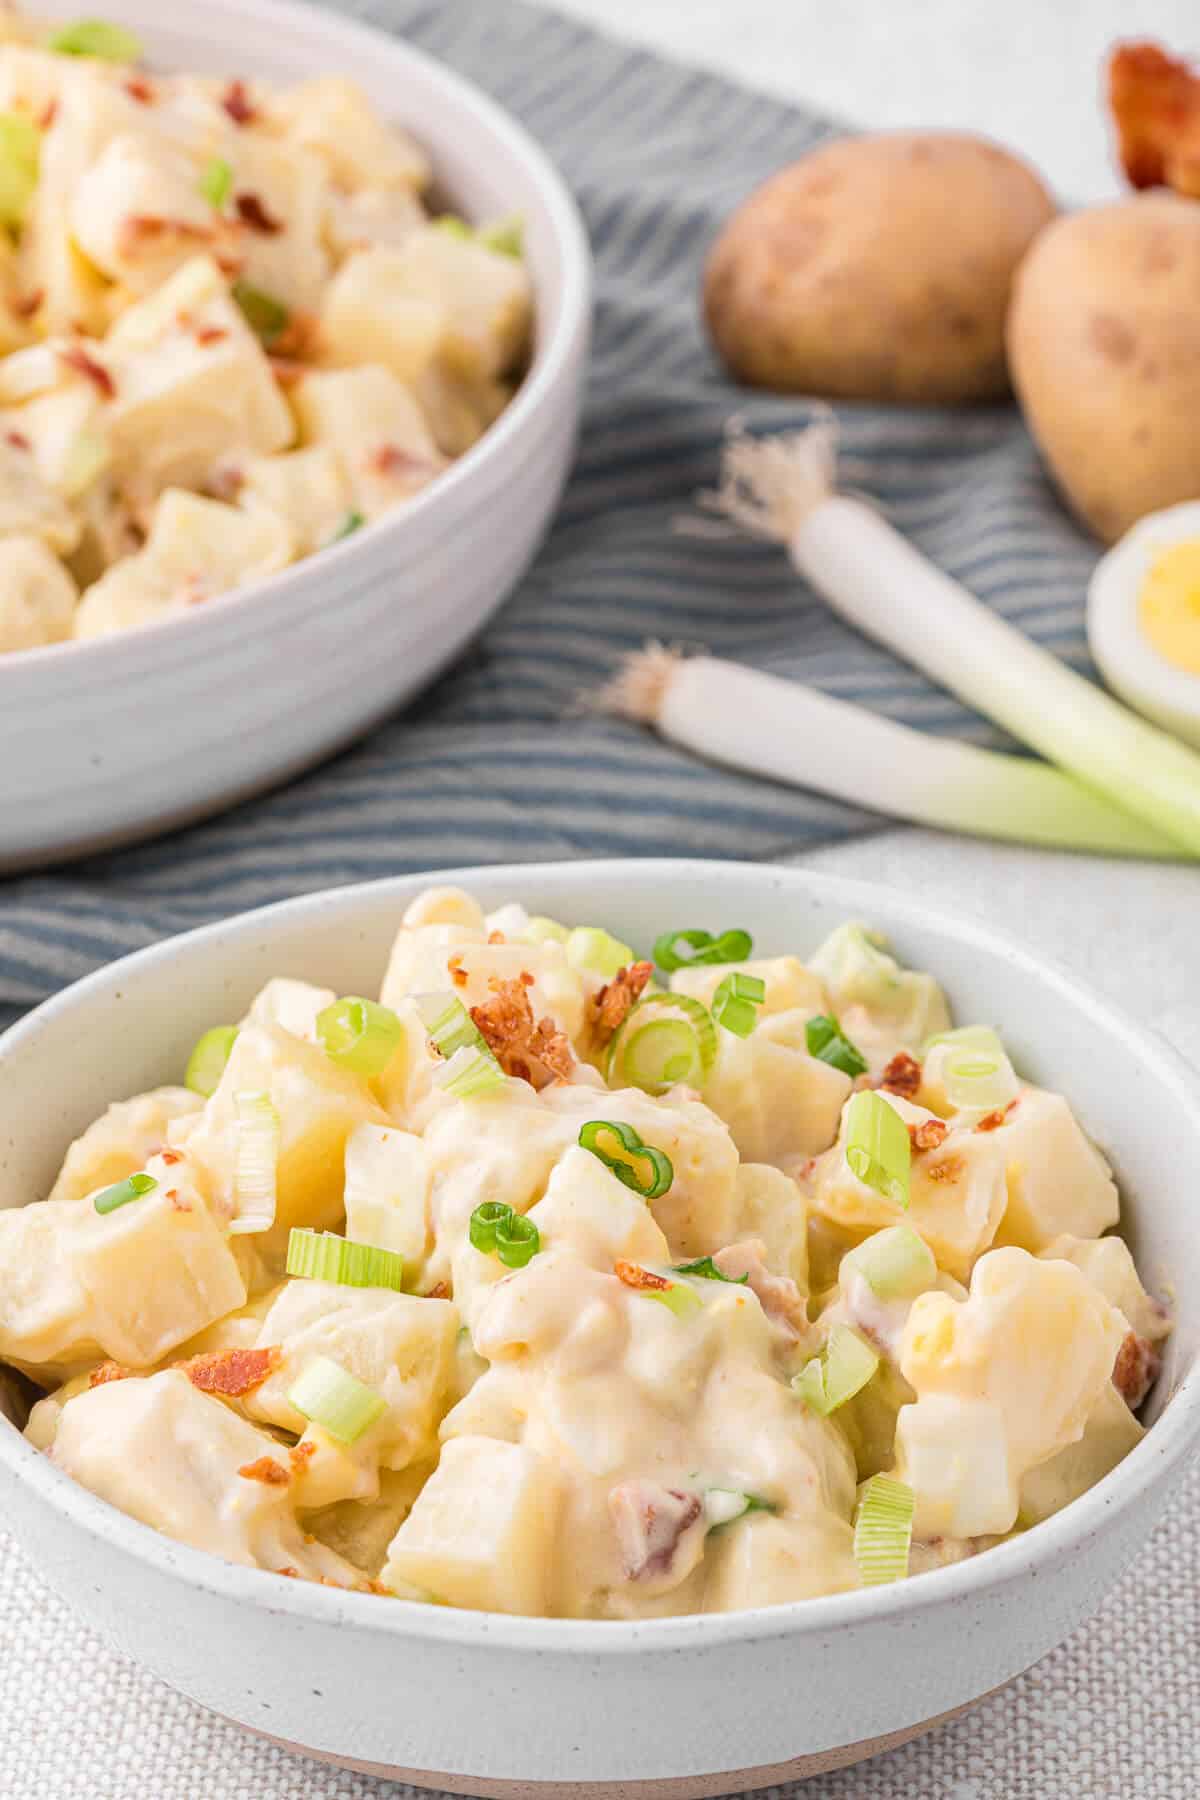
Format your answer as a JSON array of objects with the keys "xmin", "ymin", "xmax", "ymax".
[
  {"xmin": 2, "ymin": 887, "xmax": 1170, "ymax": 1618},
  {"xmin": 0, "ymin": 14, "xmax": 532, "ymax": 655}
]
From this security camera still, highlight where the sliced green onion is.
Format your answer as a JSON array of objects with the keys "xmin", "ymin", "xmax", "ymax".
[
  {"xmin": 844, "ymin": 1090, "xmax": 911, "ymax": 1210},
  {"xmin": 494, "ymin": 1209, "xmax": 539, "ymax": 1269},
  {"xmin": 328, "ymin": 509, "xmax": 364, "ymax": 544},
  {"xmin": 477, "ymin": 214, "xmax": 523, "ymax": 258},
  {"xmin": 184, "ymin": 1024, "xmax": 238, "ymax": 1097},
  {"xmin": 703, "ymin": 1488, "xmax": 775, "ymax": 1529},
  {"xmin": 853, "ymin": 1474, "xmax": 915, "ymax": 1586},
  {"xmin": 0, "ymin": 113, "xmax": 39, "ymax": 230},
  {"xmin": 47, "ymin": 18, "xmax": 142, "ymax": 60},
  {"xmin": 232, "ymin": 278, "xmax": 289, "ymax": 346},
  {"xmin": 923, "ymin": 1023, "xmax": 1005, "ymax": 1058},
  {"xmin": 793, "ymin": 1323, "xmax": 879, "ymax": 1416},
  {"xmin": 639, "ymin": 1277, "xmax": 702, "ymax": 1321},
  {"xmin": 286, "ymin": 1227, "xmax": 404, "ymax": 1292},
  {"xmin": 288, "ymin": 1355, "xmax": 386, "ymax": 1445},
  {"xmin": 607, "ymin": 992, "xmax": 716, "ymax": 1091},
  {"xmin": 805, "ymin": 1013, "xmax": 868, "ymax": 1077},
  {"xmin": 842, "ymin": 1225, "xmax": 936, "ymax": 1301},
  {"xmin": 468, "ymin": 1200, "xmax": 539, "ymax": 1268},
  {"xmin": 565, "ymin": 925, "xmax": 636, "ymax": 980},
  {"xmin": 433, "ymin": 214, "xmax": 472, "ymax": 240},
  {"xmin": 230, "ymin": 1089, "xmax": 279, "ymax": 1236},
  {"xmin": 199, "ymin": 155, "xmax": 232, "ymax": 209},
  {"xmin": 94, "ymin": 1171, "xmax": 157, "ymax": 1215},
  {"xmin": 578, "ymin": 1119, "xmax": 673, "ymax": 1198},
  {"xmin": 711, "ymin": 971, "xmax": 765, "ymax": 1038},
  {"xmin": 671, "ymin": 1256, "xmax": 747, "ymax": 1284},
  {"xmin": 316, "ymin": 995, "xmax": 404, "ymax": 1077},
  {"xmin": 413, "ymin": 991, "xmax": 489, "ymax": 1060},
  {"xmin": 653, "ymin": 927, "xmax": 752, "ymax": 972},
  {"xmin": 435, "ymin": 1043, "xmax": 506, "ymax": 1099},
  {"xmin": 926, "ymin": 1027, "xmax": 1018, "ymax": 1114},
  {"xmin": 524, "ymin": 915, "xmax": 569, "ymax": 945}
]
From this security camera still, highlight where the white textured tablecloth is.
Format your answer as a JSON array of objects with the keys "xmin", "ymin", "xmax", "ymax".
[{"xmin": 3, "ymin": 0, "xmax": 1200, "ymax": 1789}]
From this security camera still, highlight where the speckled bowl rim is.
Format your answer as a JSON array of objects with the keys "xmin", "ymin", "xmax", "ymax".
[
  {"xmin": 2, "ymin": 859, "xmax": 1198, "ymax": 1654},
  {"xmin": 1, "ymin": 0, "xmax": 592, "ymax": 677}
]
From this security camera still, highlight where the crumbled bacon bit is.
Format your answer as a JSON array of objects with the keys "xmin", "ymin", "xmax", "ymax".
[
  {"xmin": 271, "ymin": 310, "xmax": 319, "ymax": 360},
  {"xmin": 37, "ymin": 97, "xmax": 57, "ymax": 130},
  {"xmin": 909, "ymin": 1118, "xmax": 949, "ymax": 1153},
  {"xmin": 89, "ymin": 1361, "xmax": 132, "ymax": 1388},
  {"xmin": 222, "ymin": 79, "xmax": 257, "ymax": 125},
  {"xmin": 469, "ymin": 976, "xmax": 574, "ymax": 1088},
  {"xmin": 609, "ymin": 1481, "xmax": 704, "ymax": 1583},
  {"xmin": 518, "ymin": 971, "xmax": 535, "ymax": 987},
  {"xmin": 1109, "ymin": 42, "xmax": 1200, "ymax": 195},
  {"xmin": 4, "ymin": 430, "xmax": 29, "ymax": 451},
  {"xmin": 289, "ymin": 1440, "xmax": 317, "ymax": 1473},
  {"xmin": 488, "ymin": 930, "xmax": 506, "ymax": 945},
  {"xmin": 276, "ymin": 1565, "xmax": 300, "ymax": 1579},
  {"xmin": 267, "ymin": 354, "xmax": 304, "ymax": 387},
  {"xmin": 208, "ymin": 463, "xmax": 244, "ymax": 502},
  {"xmin": 124, "ymin": 75, "xmax": 155, "ymax": 105},
  {"xmin": 117, "ymin": 214, "xmax": 211, "ymax": 259},
  {"xmin": 215, "ymin": 251, "xmax": 246, "ymax": 279},
  {"xmin": 166, "ymin": 1188, "xmax": 191, "ymax": 1212},
  {"xmin": 182, "ymin": 1345, "xmax": 279, "ymax": 1397},
  {"xmin": 238, "ymin": 1455, "xmax": 290, "ymax": 1486},
  {"xmin": 364, "ymin": 1578, "xmax": 389, "ymax": 1596},
  {"xmin": 614, "ymin": 1260, "xmax": 672, "ymax": 1292},
  {"xmin": 59, "ymin": 345, "xmax": 116, "ymax": 399},
  {"xmin": 976, "ymin": 1099, "xmax": 1019, "ymax": 1132},
  {"xmin": 11, "ymin": 288, "xmax": 43, "ymax": 321},
  {"xmin": 591, "ymin": 960, "xmax": 654, "ymax": 1042},
  {"xmin": 447, "ymin": 953, "xmax": 468, "ymax": 988},
  {"xmin": 1113, "ymin": 1331, "xmax": 1161, "ymax": 1410},
  {"xmin": 425, "ymin": 1281, "xmax": 451, "ymax": 1300},
  {"xmin": 195, "ymin": 325, "xmax": 229, "ymax": 346},
  {"xmin": 924, "ymin": 1154, "xmax": 965, "ymax": 1184},
  {"xmin": 160, "ymin": 1149, "xmax": 182, "ymax": 1166},
  {"xmin": 367, "ymin": 444, "xmax": 436, "ymax": 480},
  {"xmin": 880, "ymin": 1052, "xmax": 922, "ymax": 1099},
  {"xmin": 235, "ymin": 191, "xmax": 283, "ymax": 235}
]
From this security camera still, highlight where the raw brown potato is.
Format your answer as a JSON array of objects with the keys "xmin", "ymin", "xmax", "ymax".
[
  {"xmin": 1007, "ymin": 192, "xmax": 1200, "ymax": 544},
  {"xmin": 703, "ymin": 131, "xmax": 1056, "ymax": 404}
]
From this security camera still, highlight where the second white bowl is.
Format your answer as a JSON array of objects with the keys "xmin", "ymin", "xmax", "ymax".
[{"xmin": 1, "ymin": 0, "xmax": 591, "ymax": 870}]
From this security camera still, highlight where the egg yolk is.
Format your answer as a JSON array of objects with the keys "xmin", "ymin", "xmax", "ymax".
[{"xmin": 1139, "ymin": 538, "xmax": 1200, "ymax": 675}]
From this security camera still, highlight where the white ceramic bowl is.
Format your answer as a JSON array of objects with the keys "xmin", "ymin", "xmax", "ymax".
[
  {"xmin": 0, "ymin": 0, "xmax": 590, "ymax": 872},
  {"xmin": 0, "ymin": 860, "xmax": 1197, "ymax": 1796}
]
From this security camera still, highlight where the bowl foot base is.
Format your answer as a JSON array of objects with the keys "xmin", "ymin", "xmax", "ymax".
[{"xmin": 231, "ymin": 1683, "xmax": 1007, "ymax": 1798}]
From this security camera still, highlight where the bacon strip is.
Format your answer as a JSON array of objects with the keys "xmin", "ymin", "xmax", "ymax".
[
  {"xmin": 1113, "ymin": 1330, "xmax": 1161, "ymax": 1411},
  {"xmin": 59, "ymin": 345, "xmax": 116, "ymax": 399},
  {"xmin": 1109, "ymin": 42, "xmax": 1200, "ymax": 195},
  {"xmin": 182, "ymin": 1345, "xmax": 279, "ymax": 1397},
  {"xmin": 469, "ymin": 975, "xmax": 573, "ymax": 1087},
  {"xmin": 238, "ymin": 1455, "xmax": 289, "ymax": 1486},
  {"xmin": 879, "ymin": 1052, "xmax": 922, "ymax": 1099},
  {"xmin": 591, "ymin": 961, "xmax": 654, "ymax": 1041}
]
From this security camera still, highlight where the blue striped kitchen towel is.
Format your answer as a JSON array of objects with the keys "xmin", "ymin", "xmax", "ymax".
[{"xmin": 0, "ymin": 0, "xmax": 1101, "ymax": 1028}]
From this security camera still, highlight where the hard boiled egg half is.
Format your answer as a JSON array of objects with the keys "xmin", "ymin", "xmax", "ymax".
[{"xmin": 1089, "ymin": 500, "xmax": 1200, "ymax": 750}]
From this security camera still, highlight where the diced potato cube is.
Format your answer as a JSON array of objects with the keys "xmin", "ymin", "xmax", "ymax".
[
  {"xmin": 1039, "ymin": 1233, "xmax": 1170, "ymax": 1341},
  {"xmin": 527, "ymin": 1145, "xmax": 671, "ymax": 1270},
  {"xmin": 0, "ymin": 436, "xmax": 80, "ymax": 551},
  {"xmin": 381, "ymin": 919, "xmax": 586, "ymax": 1045},
  {"xmin": 321, "ymin": 248, "xmax": 444, "ymax": 383},
  {"xmin": 224, "ymin": 135, "xmax": 331, "ymax": 313},
  {"xmin": 245, "ymin": 976, "xmax": 337, "ymax": 1043},
  {"xmin": 226, "ymin": 447, "xmax": 352, "ymax": 557},
  {"xmin": 49, "ymin": 1085, "xmax": 202, "ymax": 1201},
  {"xmin": 291, "ymin": 365, "xmax": 444, "ymax": 520},
  {"xmin": 324, "ymin": 185, "xmax": 426, "ymax": 260},
  {"xmin": 731, "ymin": 1163, "xmax": 809, "ymax": 1293},
  {"xmin": 74, "ymin": 489, "xmax": 294, "ymax": 639},
  {"xmin": 366, "ymin": 227, "xmax": 532, "ymax": 381},
  {"xmin": 0, "ymin": 533, "xmax": 77, "ymax": 649},
  {"xmin": 381, "ymin": 1435, "xmax": 562, "ymax": 1613},
  {"xmin": 71, "ymin": 133, "xmax": 220, "ymax": 293},
  {"xmin": 993, "ymin": 1088, "xmax": 1120, "ymax": 1252},
  {"xmin": 267, "ymin": 77, "xmax": 430, "ymax": 192},
  {"xmin": 1018, "ymin": 1380, "xmax": 1144, "ymax": 1526},
  {"xmin": 50, "ymin": 1368, "xmax": 361, "ymax": 1582},
  {"xmin": 700, "ymin": 1010, "xmax": 852, "ymax": 1166},
  {"xmin": 182, "ymin": 1019, "xmax": 388, "ymax": 1258},
  {"xmin": 704, "ymin": 1512, "xmax": 859, "ymax": 1610},
  {"xmin": 671, "ymin": 956, "xmax": 826, "ymax": 1019},
  {"xmin": 343, "ymin": 1123, "xmax": 433, "ymax": 1267}
]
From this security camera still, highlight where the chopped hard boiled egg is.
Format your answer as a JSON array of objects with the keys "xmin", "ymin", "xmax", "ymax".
[{"xmin": 1089, "ymin": 499, "xmax": 1200, "ymax": 750}]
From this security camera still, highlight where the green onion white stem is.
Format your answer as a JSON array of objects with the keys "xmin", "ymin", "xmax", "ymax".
[
  {"xmin": 288, "ymin": 1356, "xmax": 386, "ymax": 1446},
  {"xmin": 853, "ymin": 1474, "xmax": 915, "ymax": 1585},
  {"xmin": 696, "ymin": 419, "xmax": 1200, "ymax": 857},
  {"xmin": 600, "ymin": 645, "xmax": 1185, "ymax": 859},
  {"xmin": 231, "ymin": 1089, "xmax": 279, "ymax": 1235}
]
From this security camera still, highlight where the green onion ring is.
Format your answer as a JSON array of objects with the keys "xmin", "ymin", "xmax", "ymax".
[{"xmin": 578, "ymin": 1119, "xmax": 673, "ymax": 1198}]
